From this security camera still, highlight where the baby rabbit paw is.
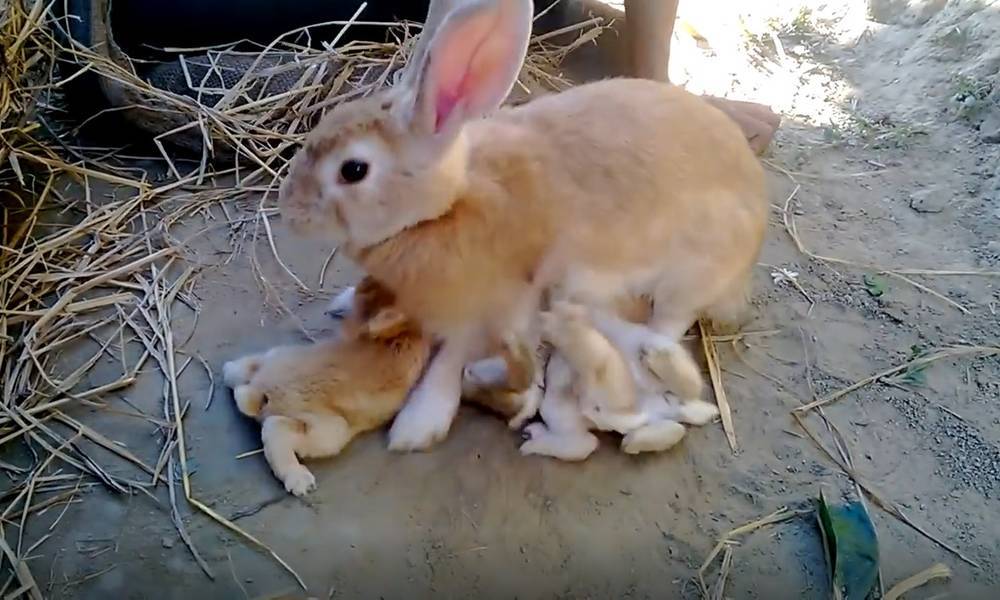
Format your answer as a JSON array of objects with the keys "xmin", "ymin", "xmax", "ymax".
[
  {"xmin": 521, "ymin": 421, "xmax": 548, "ymax": 441},
  {"xmin": 463, "ymin": 357, "xmax": 509, "ymax": 390},
  {"xmin": 677, "ymin": 400, "xmax": 719, "ymax": 426},
  {"xmin": 282, "ymin": 465, "xmax": 317, "ymax": 497},
  {"xmin": 222, "ymin": 356, "xmax": 260, "ymax": 388},
  {"xmin": 507, "ymin": 386, "xmax": 541, "ymax": 430},
  {"xmin": 325, "ymin": 286, "xmax": 356, "ymax": 319},
  {"xmin": 518, "ymin": 423, "xmax": 562, "ymax": 457},
  {"xmin": 518, "ymin": 423, "xmax": 549, "ymax": 456},
  {"xmin": 520, "ymin": 425, "xmax": 599, "ymax": 461},
  {"xmin": 621, "ymin": 420, "xmax": 686, "ymax": 454}
]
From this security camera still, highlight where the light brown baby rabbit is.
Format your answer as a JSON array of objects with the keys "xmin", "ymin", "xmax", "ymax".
[
  {"xmin": 326, "ymin": 283, "xmax": 542, "ymax": 428},
  {"xmin": 222, "ymin": 278, "xmax": 431, "ymax": 495},
  {"xmin": 280, "ymin": 0, "xmax": 767, "ymax": 452},
  {"xmin": 224, "ymin": 277, "xmax": 535, "ymax": 495}
]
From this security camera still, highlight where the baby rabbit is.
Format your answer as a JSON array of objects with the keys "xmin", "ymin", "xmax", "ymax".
[
  {"xmin": 519, "ymin": 301, "xmax": 718, "ymax": 461},
  {"xmin": 222, "ymin": 278, "xmax": 431, "ymax": 496},
  {"xmin": 225, "ymin": 277, "xmax": 540, "ymax": 495},
  {"xmin": 280, "ymin": 0, "xmax": 767, "ymax": 452},
  {"xmin": 327, "ymin": 283, "xmax": 543, "ymax": 428}
]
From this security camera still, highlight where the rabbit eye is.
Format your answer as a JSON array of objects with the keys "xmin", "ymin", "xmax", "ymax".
[{"xmin": 339, "ymin": 159, "xmax": 369, "ymax": 184}]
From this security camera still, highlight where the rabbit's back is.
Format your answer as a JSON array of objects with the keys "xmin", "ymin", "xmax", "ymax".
[
  {"xmin": 498, "ymin": 78, "xmax": 765, "ymax": 239},
  {"xmin": 477, "ymin": 78, "xmax": 767, "ymax": 306}
]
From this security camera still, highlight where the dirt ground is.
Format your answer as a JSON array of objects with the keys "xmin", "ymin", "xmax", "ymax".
[{"xmin": 8, "ymin": 0, "xmax": 1000, "ymax": 598}]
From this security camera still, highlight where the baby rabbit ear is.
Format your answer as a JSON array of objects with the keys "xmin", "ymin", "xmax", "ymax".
[
  {"xmin": 365, "ymin": 308, "xmax": 411, "ymax": 340},
  {"xmin": 403, "ymin": 0, "xmax": 533, "ymax": 137}
]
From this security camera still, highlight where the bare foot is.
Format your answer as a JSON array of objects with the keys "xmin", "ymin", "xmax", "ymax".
[
  {"xmin": 704, "ymin": 96, "xmax": 781, "ymax": 155},
  {"xmin": 572, "ymin": 0, "xmax": 782, "ymax": 154}
]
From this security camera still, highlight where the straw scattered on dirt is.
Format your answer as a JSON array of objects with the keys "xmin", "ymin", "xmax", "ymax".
[{"xmin": 5, "ymin": 0, "xmax": 1000, "ymax": 596}]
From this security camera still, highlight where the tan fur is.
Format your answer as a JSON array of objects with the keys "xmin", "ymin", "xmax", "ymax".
[
  {"xmin": 641, "ymin": 344, "xmax": 705, "ymax": 401},
  {"xmin": 224, "ymin": 277, "xmax": 536, "ymax": 493},
  {"xmin": 614, "ymin": 293, "xmax": 654, "ymax": 325},
  {"xmin": 461, "ymin": 336, "xmax": 546, "ymax": 429},
  {"xmin": 462, "ymin": 293, "xmax": 657, "ymax": 433},
  {"xmin": 234, "ymin": 331, "xmax": 429, "ymax": 434},
  {"xmin": 284, "ymin": 82, "xmax": 765, "ymax": 338},
  {"xmin": 523, "ymin": 300, "xmax": 717, "ymax": 462},
  {"xmin": 280, "ymin": 0, "xmax": 766, "ymax": 450},
  {"xmin": 222, "ymin": 282, "xmax": 430, "ymax": 496},
  {"xmin": 603, "ymin": 293, "xmax": 706, "ymax": 402},
  {"xmin": 460, "ymin": 334, "xmax": 538, "ymax": 418},
  {"xmin": 541, "ymin": 302, "xmax": 638, "ymax": 421},
  {"xmin": 467, "ymin": 290, "xmax": 714, "ymax": 423}
]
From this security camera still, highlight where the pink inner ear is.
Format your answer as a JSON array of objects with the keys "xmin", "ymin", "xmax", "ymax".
[
  {"xmin": 435, "ymin": 89, "xmax": 462, "ymax": 132},
  {"xmin": 428, "ymin": 8, "xmax": 505, "ymax": 133},
  {"xmin": 433, "ymin": 57, "xmax": 477, "ymax": 132}
]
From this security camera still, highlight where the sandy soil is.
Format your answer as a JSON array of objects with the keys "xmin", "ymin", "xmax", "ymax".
[{"xmin": 8, "ymin": 1, "xmax": 1000, "ymax": 598}]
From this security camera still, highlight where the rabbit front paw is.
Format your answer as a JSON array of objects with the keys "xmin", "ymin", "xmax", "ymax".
[
  {"xmin": 677, "ymin": 400, "xmax": 720, "ymax": 426},
  {"xmin": 282, "ymin": 465, "xmax": 316, "ymax": 497},
  {"xmin": 325, "ymin": 286, "xmax": 356, "ymax": 319},
  {"xmin": 387, "ymin": 392, "xmax": 456, "ymax": 452}
]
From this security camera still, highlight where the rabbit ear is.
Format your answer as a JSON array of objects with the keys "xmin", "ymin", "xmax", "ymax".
[
  {"xmin": 396, "ymin": 0, "xmax": 457, "ymax": 87},
  {"xmin": 365, "ymin": 308, "xmax": 411, "ymax": 340},
  {"xmin": 401, "ymin": 0, "xmax": 533, "ymax": 137}
]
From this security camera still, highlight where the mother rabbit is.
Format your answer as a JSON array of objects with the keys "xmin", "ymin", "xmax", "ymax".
[{"xmin": 280, "ymin": 0, "xmax": 766, "ymax": 451}]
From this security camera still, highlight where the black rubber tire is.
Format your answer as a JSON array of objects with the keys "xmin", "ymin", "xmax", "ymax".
[
  {"xmin": 52, "ymin": 0, "xmax": 103, "ymax": 114},
  {"xmin": 110, "ymin": 0, "xmax": 433, "ymax": 60},
  {"xmin": 109, "ymin": 0, "xmax": 569, "ymax": 60}
]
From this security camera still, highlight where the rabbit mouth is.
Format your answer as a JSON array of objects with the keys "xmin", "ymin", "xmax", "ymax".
[
  {"xmin": 331, "ymin": 201, "xmax": 348, "ymax": 230},
  {"xmin": 285, "ymin": 212, "xmax": 330, "ymax": 238},
  {"xmin": 282, "ymin": 197, "xmax": 348, "ymax": 240},
  {"xmin": 285, "ymin": 215, "xmax": 316, "ymax": 236}
]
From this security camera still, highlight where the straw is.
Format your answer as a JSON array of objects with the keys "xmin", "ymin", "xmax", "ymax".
[
  {"xmin": 884, "ymin": 563, "xmax": 952, "ymax": 600},
  {"xmin": 697, "ymin": 507, "xmax": 806, "ymax": 599},
  {"xmin": 699, "ymin": 320, "xmax": 738, "ymax": 453}
]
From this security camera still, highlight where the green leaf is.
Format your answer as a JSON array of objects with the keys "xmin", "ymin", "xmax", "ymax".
[
  {"xmin": 863, "ymin": 274, "xmax": 887, "ymax": 298},
  {"xmin": 900, "ymin": 345, "xmax": 928, "ymax": 386},
  {"xmin": 818, "ymin": 491, "xmax": 880, "ymax": 600}
]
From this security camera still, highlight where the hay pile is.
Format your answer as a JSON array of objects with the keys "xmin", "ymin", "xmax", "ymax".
[{"xmin": 0, "ymin": 0, "xmax": 605, "ymax": 594}]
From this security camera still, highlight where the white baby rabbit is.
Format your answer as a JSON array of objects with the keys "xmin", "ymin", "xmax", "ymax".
[{"xmin": 519, "ymin": 301, "xmax": 717, "ymax": 461}]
